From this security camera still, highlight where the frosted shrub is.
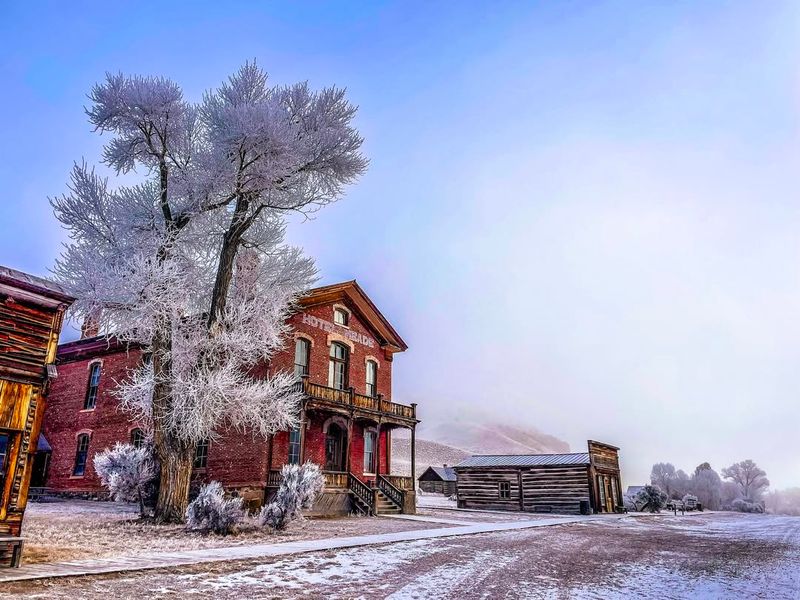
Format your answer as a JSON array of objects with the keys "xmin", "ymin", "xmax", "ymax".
[
  {"xmin": 93, "ymin": 442, "xmax": 156, "ymax": 518},
  {"xmin": 185, "ymin": 481, "xmax": 245, "ymax": 534},
  {"xmin": 732, "ymin": 498, "xmax": 765, "ymax": 513},
  {"xmin": 635, "ymin": 484, "xmax": 668, "ymax": 513},
  {"xmin": 258, "ymin": 462, "xmax": 325, "ymax": 530}
]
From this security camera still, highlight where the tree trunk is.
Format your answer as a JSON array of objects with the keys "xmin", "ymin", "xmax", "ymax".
[
  {"xmin": 154, "ymin": 445, "xmax": 194, "ymax": 522},
  {"xmin": 137, "ymin": 486, "xmax": 146, "ymax": 519}
]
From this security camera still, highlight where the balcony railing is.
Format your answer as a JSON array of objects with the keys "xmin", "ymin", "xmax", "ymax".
[{"xmin": 298, "ymin": 379, "xmax": 416, "ymax": 421}]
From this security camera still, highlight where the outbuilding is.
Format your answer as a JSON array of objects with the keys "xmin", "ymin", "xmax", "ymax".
[
  {"xmin": 454, "ymin": 440, "xmax": 622, "ymax": 515},
  {"xmin": 418, "ymin": 465, "xmax": 457, "ymax": 496}
]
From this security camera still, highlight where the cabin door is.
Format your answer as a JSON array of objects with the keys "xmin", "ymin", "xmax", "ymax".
[{"xmin": 325, "ymin": 423, "xmax": 347, "ymax": 472}]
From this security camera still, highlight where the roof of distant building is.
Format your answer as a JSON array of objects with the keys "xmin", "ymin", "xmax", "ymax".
[{"xmin": 454, "ymin": 452, "xmax": 591, "ymax": 469}]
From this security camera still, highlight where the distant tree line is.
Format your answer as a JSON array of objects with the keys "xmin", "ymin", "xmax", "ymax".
[{"xmin": 645, "ymin": 459, "xmax": 770, "ymax": 513}]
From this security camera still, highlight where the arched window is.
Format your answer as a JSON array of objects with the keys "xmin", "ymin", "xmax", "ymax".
[
  {"xmin": 328, "ymin": 342, "xmax": 349, "ymax": 390},
  {"xmin": 194, "ymin": 439, "xmax": 209, "ymax": 469},
  {"xmin": 365, "ymin": 360, "xmax": 378, "ymax": 397},
  {"xmin": 73, "ymin": 434, "xmax": 90, "ymax": 476},
  {"xmin": 294, "ymin": 338, "xmax": 310, "ymax": 378},
  {"xmin": 130, "ymin": 428, "xmax": 145, "ymax": 449},
  {"xmin": 84, "ymin": 362, "xmax": 101, "ymax": 410},
  {"xmin": 363, "ymin": 429, "xmax": 377, "ymax": 473},
  {"xmin": 333, "ymin": 308, "xmax": 349, "ymax": 326}
]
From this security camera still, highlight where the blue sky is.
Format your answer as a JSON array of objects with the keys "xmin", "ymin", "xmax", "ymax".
[{"xmin": 2, "ymin": 1, "xmax": 799, "ymax": 488}]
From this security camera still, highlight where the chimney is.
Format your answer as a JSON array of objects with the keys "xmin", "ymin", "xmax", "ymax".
[{"xmin": 80, "ymin": 307, "xmax": 102, "ymax": 339}]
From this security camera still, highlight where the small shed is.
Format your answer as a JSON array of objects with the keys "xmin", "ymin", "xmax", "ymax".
[{"xmin": 418, "ymin": 465, "xmax": 457, "ymax": 496}]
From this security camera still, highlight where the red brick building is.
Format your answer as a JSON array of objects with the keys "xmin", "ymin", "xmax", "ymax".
[{"xmin": 42, "ymin": 281, "xmax": 418, "ymax": 515}]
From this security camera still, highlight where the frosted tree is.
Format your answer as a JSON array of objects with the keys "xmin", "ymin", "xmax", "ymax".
[
  {"xmin": 722, "ymin": 459, "xmax": 770, "ymax": 501},
  {"xmin": 635, "ymin": 484, "xmax": 667, "ymax": 513},
  {"xmin": 691, "ymin": 465, "xmax": 722, "ymax": 510},
  {"xmin": 52, "ymin": 63, "xmax": 367, "ymax": 522},
  {"xmin": 649, "ymin": 463, "xmax": 678, "ymax": 498},
  {"xmin": 93, "ymin": 442, "xmax": 157, "ymax": 518}
]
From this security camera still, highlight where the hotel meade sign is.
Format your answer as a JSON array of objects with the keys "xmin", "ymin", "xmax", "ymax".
[{"xmin": 301, "ymin": 313, "xmax": 376, "ymax": 348}]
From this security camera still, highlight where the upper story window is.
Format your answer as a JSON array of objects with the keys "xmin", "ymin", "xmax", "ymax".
[
  {"xmin": 84, "ymin": 362, "xmax": 101, "ymax": 410},
  {"xmin": 294, "ymin": 338, "xmax": 310, "ymax": 378},
  {"xmin": 131, "ymin": 428, "xmax": 146, "ymax": 449},
  {"xmin": 366, "ymin": 360, "xmax": 378, "ymax": 397},
  {"xmin": 498, "ymin": 481, "xmax": 511, "ymax": 499},
  {"xmin": 328, "ymin": 342, "xmax": 349, "ymax": 390},
  {"xmin": 194, "ymin": 439, "xmax": 209, "ymax": 469},
  {"xmin": 333, "ymin": 308, "xmax": 349, "ymax": 327},
  {"xmin": 73, "ymin": 433, "xmax": 90, "ymax": 476},
  {"xmin": 288, "ymin": 428, "xmax": 301, "ymax": 465},
  {"xmin": 0, "ymin": 433, "xmax": 9, "ymax": 484}
]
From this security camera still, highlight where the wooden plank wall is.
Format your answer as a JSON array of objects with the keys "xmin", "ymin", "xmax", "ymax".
[
  {"xmin": 0, "ymin": 297, "xmax": 55, "ymax": 382},
  {"xmin": 455, "ymin": 468, "xmax": 521, "ymax": 511}
]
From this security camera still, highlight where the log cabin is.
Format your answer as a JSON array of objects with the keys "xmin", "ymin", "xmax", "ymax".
[
  {"xmin": 418, "ymin": 465, "xmax": 457, "ymax": 496},
  {"xmin": 43, "ymin": 281, "xmax": 418, "ymax": 516},
  {"xmin": 0, "ymin": 266, "xmax": 73, "ymax": 566},
  {"xmin": 454, "ymin": 440, "xmax": 623, "ymax": 514}
]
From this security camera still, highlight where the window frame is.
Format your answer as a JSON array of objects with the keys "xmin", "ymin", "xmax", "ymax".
[
  {"xmin": 288, "ymin": 427, "xmax": 302, "ymax": 465},
  {"xmin": 130, "ymin": 428, "xmax": 145, "ymax": 449},
  {"xmin": 84, "ymin": 362, "xmax": 102, "ymax": 410},
  {"xmin": 328, "ymin": 342, "xmax": 350, "ymax": 390},
  {"xmin": 365, "ymin": 360, "xmax": 378, "ymax": 397},
  {"xmin": 333, "ymin": 308, "xmax": 349, "ymax": 327},
  {"xmin": 0, "ymin": 433, "xmax": 10, "ymax": 484},
  {"xmin": 73, "ymin": 433, "xmax": 90, "ymax": 476},
  {"xmin": 498, "ymin": 481, "xmax": 511, "ymax": 499},
  {"xmin": 363, "ymin": 429, "xmax": 377, "ymax": 473},
  {"xmin": 294, "ymin": 337, "xmax": 311, "ymax": 379},
  {"xmin": 194, "ymin": 439, "xmax": 209, "ymax": 469}
]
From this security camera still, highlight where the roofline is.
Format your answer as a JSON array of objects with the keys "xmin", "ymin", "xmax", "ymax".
[
  {"xmin": 0, "ymin": 265, "xmax": 75, "ymax": 308},
  {"xmin": 458, "ymin": 452, "xmax": 588, "ymax": 458},
  {"xmin": 588, "ymin": 440, "xmax": 620, "ymax": 451}
]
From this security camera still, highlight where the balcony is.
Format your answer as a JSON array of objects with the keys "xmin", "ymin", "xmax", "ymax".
[{"xmin": 296, "ymin": 378, "xmax": 417, "ymax": 425}]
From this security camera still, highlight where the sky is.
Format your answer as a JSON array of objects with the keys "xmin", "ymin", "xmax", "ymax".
[{"xmin": 1, "ymin": 1, "xmax": 799, "ymax": 489}]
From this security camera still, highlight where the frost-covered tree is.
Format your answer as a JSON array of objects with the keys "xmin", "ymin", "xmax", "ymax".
[
  {"xmin": 52, "ymin": 63, "xmax": 367, "ymax": 522},
  {"xmin": 650, "ymin": 463, "xmax": 678, "ymax": 498},
  {"xmin": 635, "ymin": 484, "xmax": 668, "ymax": 513},
  {"xmin": 185, "ymin": 481, "xmax": 245, "ymax": 535},
  {"xmin": 93, "ymin": 442, "xmax": 156, "ymax": 518},
  {"xmin": 257, "ymin": 462, "xmax": 324, "ymax": 530},
  {"xmin": 691, "ymin": 466, "xmax": 722, "ymax": 510},
  {"xmin": 722, "ymin": 459, "xmax": 769, "ymax": 501}
]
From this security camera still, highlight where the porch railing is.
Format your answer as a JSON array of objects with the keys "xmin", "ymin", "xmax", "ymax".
[
  {"xmin": 377, "ymin": 475, "xmax": 404, "ymax": 509},
  {"xmin": 324, "ymin": 471, "xmax": 349, "ymax": 488},
  {"xmin": 297, "ymin": 379, "xmax": 416, "ymax": 421},
  {"xmin": 348, "ymin": 473, "xmax": 375, "ymax": 515},
  {"xmin": 381, "ymin": 475, "xmax": 414, "ymax": 491},
  {"xmin": 267, "ymin": 470, "xmax": 282, "ymax": 487}
]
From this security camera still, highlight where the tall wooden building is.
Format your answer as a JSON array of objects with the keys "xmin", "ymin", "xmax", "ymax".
[
  {"xmin": 0, "ymin": 267, "xmax": 73, "ymax": 550},
  {"xmin": 454, "ymin": 440, "xmax": 623, "ymax": 514}
]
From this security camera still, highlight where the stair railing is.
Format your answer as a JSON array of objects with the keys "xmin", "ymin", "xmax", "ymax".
[
  {"xmin": 377, "ymin": 475, "xmax": 405, "ymax": 511},
  {"xmin": 348, "ymin": 473, "xmax": 375, "ymax": 515}
]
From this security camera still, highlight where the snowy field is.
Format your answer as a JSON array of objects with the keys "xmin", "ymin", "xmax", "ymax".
[
  {"xmin": 6, "ymin": 511, "xmax": 798, "ymax": 598},
  {"xmin": 20, "ymin": 499, "xmax": 448, "ymax": 564}
]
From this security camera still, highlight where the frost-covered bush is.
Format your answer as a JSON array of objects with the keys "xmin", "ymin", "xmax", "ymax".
[
  {"xmin": 93, "ymin": 442, "xmax": 156, "ymax": 518},
  {"xmin": 635, "ymin": 484, "xmax": 668, "ymax": 513},
  {"xmin": 185, "ymin": 481, "xmax": 245, "ymax": 534},
  {"xmin": 732, "ymin": 498, "xmax": 765, "ymax": 514},
  {"xmin": 257, "ymin": 462, "xmax": 324, "ymax": 530}
]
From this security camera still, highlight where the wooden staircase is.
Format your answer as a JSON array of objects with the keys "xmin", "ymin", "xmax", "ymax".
[
  {"xmin": 374, "ymin": 489, "xmax": 402, "ymax": 515},
  {"xmin": 346, "ymin": 473, "xmax": 404, "ymax": 516}
]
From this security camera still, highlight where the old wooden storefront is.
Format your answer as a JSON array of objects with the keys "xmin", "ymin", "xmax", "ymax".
[
  {"xmin": 0, "ymin": 266, "xmax": 73, "ymax": 565},
  {"xmin": 454, "ymin": 440, "xmax": 623, "ymax": 515}
]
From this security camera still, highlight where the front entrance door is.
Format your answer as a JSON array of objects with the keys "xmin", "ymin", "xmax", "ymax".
[{"xmin": 325, "ymin": 423, "xmax": 347, "ymax": 471}]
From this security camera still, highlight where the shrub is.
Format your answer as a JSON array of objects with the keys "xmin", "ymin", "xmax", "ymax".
[
  {"xmin": 635, "ymin": 484, "xmax": 668, "ymax": 513},
  {"xmin": 93, "ymin": 442, "xmax": 156, "ymax": 518},
  {"xmin": 732, "ymin": 498, "xmax": 765, "ymax": 514},
  {"xmin": 257, "ymin": 462, "xmax": 324, "ymax": 530},
  {"xmin": 185, "ymin": 481, "xmax": 245, "ymax": 534}
]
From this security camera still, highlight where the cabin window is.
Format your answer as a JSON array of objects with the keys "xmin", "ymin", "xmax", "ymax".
[
  {"xmin": 328, "ymin": 342, "xmax": 349, "ymax": 390},
  {"xmin": 194, "ymin": 439, "xmax": 209, "ymax": 469},
  {"xmin": 73, "ymin": 434, "xmax": 90, "ymax": 476},
  {"xmin": 333, "ymin": 308, "xmax": 349, "ymax": 326},
  {"xmin": 0, "ymin": 433, "xmax": 9, "ymax": 484},
  {"xmin": 84, "ymin": 362, "xmax": 101, "ymax": 410},
  {"xmin": 294, "ymin": 338, "xmax": 310, "ymax": 378},
  {"xmin": 130, "ymin": 428, "xmax": 145, "ymax": 449},
  {"xmin": 498, "ymin": 481, "xmax": 511, "ymax": 499},
  {"xmin": 363, "ymin": 430, "xmax": 377, "ymax": 473},
  {"xmin": 288, "ymin": 427, "xmax": 301, "ymax": 465},
  {"xmin": 365, "ymin": 360, "xmax": 378, "ymax": 397}
]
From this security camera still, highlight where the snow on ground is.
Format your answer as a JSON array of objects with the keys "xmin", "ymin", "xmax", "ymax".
[
  {"xmin": 6, "ymin": 511, "xmax": 798, "ymax": 598},
  {"xmin": 415, "ymin": 493, "xmax": 457, "ymax": 509},
  {"xmin": 21, "ymin": 499, "xmax": 448, "ymax": 564}
]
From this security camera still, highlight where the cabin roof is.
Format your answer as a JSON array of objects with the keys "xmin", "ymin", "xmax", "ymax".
[
  {"xmin": 454, "ymin": 452, "xmax": 591, "ymax": 469},
  {"xmin": 298, "ymin": 280, "xmax": 408, "ymax": 353},
  {"xmin": 0, "ymin": 265, "xmax": 74, "ymax": 307},
  {"xmin": 419, "ymin": 466, "xmax": 457, "ymax": 481}
]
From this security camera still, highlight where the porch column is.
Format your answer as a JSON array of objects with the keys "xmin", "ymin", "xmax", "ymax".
[
  {"xmin": 410, "ymin": 423, "xmax": 416, "ymax": 485},
  {"xmin": 299, "ymin": 407, "xmax": 307, "ymax": 463},
  {"xmin": 375, "ymin": 421, "xmax": 382, "ymax": 479},
  {"xmin": 345, "ymin": 415, "xmax": 353, "ymax": 473}
]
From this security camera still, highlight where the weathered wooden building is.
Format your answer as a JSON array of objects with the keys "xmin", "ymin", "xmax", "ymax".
[
  {"xmin": 454, "ymin": 440, "xmax": 622, "ymax": 514},
  {"xmin": 44, "ymin": 281, "xmax": 418, "ymax": 516},
  {"xmin": 418, "ymin": 465, "xmax": 457, "ymax": 496},
  {"xmin": 0, "ymin": 266, "xmax": 73, "ymax": 566}
]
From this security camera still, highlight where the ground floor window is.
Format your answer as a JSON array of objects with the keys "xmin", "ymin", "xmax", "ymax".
[
  {"xmin": 363, "ymin": 430, "xmax": 376, "ymax": 473},
  {"xmin": 73, "ymin": 434, "xmax": 90, "ymax": 476},
  {"xmin": 194, "ymin": 439, "xmax": 209, "ymax": 469},
  {"xmin": 499, "ymin": 481, "xmax": 510, "ymax": 499},
  {"xmin": 0, "ymin": 432, "xmax": 9, "ymax": 485},
  {"xmin": 288, "ymin": 428, "xmax": 301, "ymax": 465},
  {"xmin": 130, "ymin": 428, "xmax": 145, "ymax": 449}
]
